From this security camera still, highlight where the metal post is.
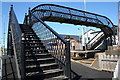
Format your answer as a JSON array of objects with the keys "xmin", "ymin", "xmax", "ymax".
[
  {"xmin": 65, "ymin": 36, "xmax": 71, "ymax": 79},
  {"xmin": 7, "ymin": 32, "xmax": 12, "ymax": 55},
  {"xmin": 28, "ymin": 8, "xmax": 31, "ymax": 25},
  {"xmin": 110, "ymin": 36, "xmax": 112, "ymax": 46},
  {"xmin": 21, "ymin": 33, "xmax": 26, "ymax": 79},
  {"xmin": 25, "ymin": 13, "xmax": 27, "ymax": 25}
]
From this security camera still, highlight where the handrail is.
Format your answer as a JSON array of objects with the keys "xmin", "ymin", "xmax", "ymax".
[
  {"xmin": 29, "ymin": 11, "xmax": 79, "ymax": 79},
  {"xmin": 30, "ymin": 11, "xmax": 66, "ymax": 44},
  {"xmin": 8, "ymin": 5, "xmax": 23, "ymax": 79}
]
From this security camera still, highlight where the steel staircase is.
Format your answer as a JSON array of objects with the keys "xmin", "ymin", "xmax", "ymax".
[
  {"xmin": 5, "ymin": 4, "xmax": 115, "ymax": 80},
  {"xmin": 20, "ymin": 24, "xmax": 68, "ymax": 80},
  {"xmin": 87, "ymin": 32, "xmax": 106, "ymax": 50}
]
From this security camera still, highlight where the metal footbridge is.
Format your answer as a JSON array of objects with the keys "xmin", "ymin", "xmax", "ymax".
[{"xmin": 2, "ymin": 4, "xmax": 115, "ymax": 80}]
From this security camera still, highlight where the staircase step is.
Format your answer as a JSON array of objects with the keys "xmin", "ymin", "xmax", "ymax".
[
  {"xmin": 25, "ymin": 39, "xmax": 40, "ymax": 41},
  {"xmin": 26, "ymin": 58, "xmax": 55, "ymax": 64},
  {"xmin": 26, "ymin": 45, "xmax": 45, "ymax": 48},
  {"xmin": 44, "ymin": 75, "xmax": 68, "ymax": 80},
  {"xmin": 25, "ymin": 49, "xmax": 47, "ymax": 51},
  {"xmin": 24, "ymin": 31, "xmax": 33, "ymax": 34},
  {"xmin": 26, "ymin": 69, "xmax": 64, "ymax": 79},
  {"xmin": 25, "ymin": 34, "xmax": 36, "ymax": 35},
  {"xmin": 25, "ymin": 42, "xmax": 43, "ymax": 44},
  {"xmin": 26, "ymin": 58, "xmax": 55, "ymax": 65},
  {"xmin": 26, "ymin": 63, "xmax": 58, "ymax": 68},
  {"xmin": 25, "ymin": 50, "xmax": 48, "ymax": 53},
  {"xmin": 26, "ymin": 63, "xmax": 59, "ymax": 72},
  {"xmin": 25, "ymin": 44, "xmax": 44, "ymax": 46},
  {"xmin": 22, "ymin": 29, "xmax": 33, "ymax": 32},
  {"xmin": 26, "ymin": 58, "xmax": 55, "ymax": 61},
  {"xmin": 26, "ymin": 53, "xmax": 52, "ymax": 59}
]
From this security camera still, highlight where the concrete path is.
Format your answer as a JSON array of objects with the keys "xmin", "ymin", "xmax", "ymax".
[{"xmin": 71, "ymin": 61, "xmax": 113, "ymax": 79}]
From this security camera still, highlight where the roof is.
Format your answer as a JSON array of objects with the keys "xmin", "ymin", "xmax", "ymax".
[
  {"xmin": 60, "ymin": 29, "xmax": 97, "ymax": 41},
  {"xmin": 60, "ymin": 34, "xmax": 79, "ymax": 41}
]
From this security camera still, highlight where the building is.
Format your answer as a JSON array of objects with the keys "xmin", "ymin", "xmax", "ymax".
[{"xmin": 60, "ymin": 29, "xmax": 98, "ymax": 51}]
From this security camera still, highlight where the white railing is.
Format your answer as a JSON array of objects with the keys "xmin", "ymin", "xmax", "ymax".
[{"xmin": 99, "ymin": 54, "xmax": 120, "ymax": 72}]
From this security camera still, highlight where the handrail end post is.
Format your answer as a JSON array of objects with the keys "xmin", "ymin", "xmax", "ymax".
[{"xmin": 65, "ymin": 36, "xmax": 71, "ymax": 79}]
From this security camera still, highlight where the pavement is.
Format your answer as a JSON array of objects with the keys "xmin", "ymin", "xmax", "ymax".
[{"xmin": 71, "ymin": 61, "xmax": 113, "ymax": 79}]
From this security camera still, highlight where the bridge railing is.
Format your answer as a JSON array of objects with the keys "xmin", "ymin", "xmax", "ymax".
[
  {"xmin": 31, "ymin": 4, "xmax": 114, "ymax": 28},
  {"xmin": 29, "ymin": 10, "xmax": 80, "ymax": 79}
]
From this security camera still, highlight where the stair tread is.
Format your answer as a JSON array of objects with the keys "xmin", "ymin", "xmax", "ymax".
[
  {"xmin": 26, "ymin": 69, "xmax": 63, "ymax": 76},
  {"xmin": 25, "ymin": 49, "xmax": 46, "ymax": 51},
  {"xmin": 26, "ymin": 58, "xmax": 54, "ymax": 61},
  {"xmin": 25, "ymin": 40, "xmax": 40, "ymax": 41},
  {"xmin": 20, "ymin": 25, "xmax": 67, "ymax": 79},
  {"xmin": 27, "ymin": 45, "xmax": 44, "ymax": 47},
  {"xmin": 44, "ymin": 75, "xmax": 68, "ymax": 80},
  {"xmin": 26, "ymin": 53, "xmax": 51, "ymax": 56},
  {"xmin": 25, "ymin": 34, "xmax": 36, "ymax": 35},
  {"xmin": 25, "ymin": 42, "xmax": 42, "ymax": 43},
  {"xmin": 26, "ymin": 63, "xmax": 58, "ymax": 68}
]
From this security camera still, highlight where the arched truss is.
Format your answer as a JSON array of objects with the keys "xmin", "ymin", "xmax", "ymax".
[{"xmin": 31, "ymin": 4, "xmax": 114, "ymax": 35}]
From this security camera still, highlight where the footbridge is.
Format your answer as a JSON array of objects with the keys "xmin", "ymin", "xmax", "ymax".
[
  {"xmin": 3, "ymin": 4, "xmax": 115, "ymax": 80},
  {"xmin": 30, "ymin": 4, "xmax": 115, "ymax": 49}
]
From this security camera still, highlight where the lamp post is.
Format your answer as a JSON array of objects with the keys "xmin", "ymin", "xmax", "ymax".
[{"xmin": 84, "ymin": 0, "xmax": 87, "ymax": 50}]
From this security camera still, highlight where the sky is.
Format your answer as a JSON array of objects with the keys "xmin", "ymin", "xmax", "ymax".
[{"xmin": 0, "ymin": 2, "xmax": 118, "ymax": 48}]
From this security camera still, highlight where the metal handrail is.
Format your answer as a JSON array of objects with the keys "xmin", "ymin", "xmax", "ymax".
[
  {"xmin": 8, "ymin": 5, "xmax": 23, "ymax": 79},
  {"xmin": 29, "ymin": 11, "xmax": 79, "ymax": 79},
  {"xmin": 30, "ymin": 12, "xmax": 66, "ymax": 43}
]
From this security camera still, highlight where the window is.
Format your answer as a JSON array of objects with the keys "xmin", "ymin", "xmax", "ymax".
[{"xmin": 88, "ymin": 37, "xmax": 90, "ymax": 40}]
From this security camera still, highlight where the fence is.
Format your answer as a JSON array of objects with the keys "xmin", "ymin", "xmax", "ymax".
[
  {"xmin": 2, "ymin": 55, "xmax": 17, "ymax": 80},
  {"xmin": 99, "ymin": 54, "xmax": 120, "ymax": 72}
]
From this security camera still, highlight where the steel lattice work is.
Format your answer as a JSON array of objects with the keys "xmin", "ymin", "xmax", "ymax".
[{"xmin": 31, "ymin": 4, "xmax": 114, "ymax": 35}]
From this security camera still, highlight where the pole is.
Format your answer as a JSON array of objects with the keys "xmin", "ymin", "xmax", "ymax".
[
  {"xmin": 83, "ymin": 0, "xmax": 87, "ymax": 50},
  {"xmin": 82, "ymin": 26, "xmax": 85, "ymax": 50},
  {"xmin": 118, "ymin": 1, "xmax": 120, "ymax": 46},
  {"xmin": 84, "ymin": 0, "xmax": 86, "ymax": 11},
  {"xmin": 3, "ymin": 15, "xmax": 6, "ymax": 55}
]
